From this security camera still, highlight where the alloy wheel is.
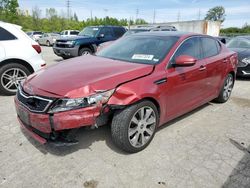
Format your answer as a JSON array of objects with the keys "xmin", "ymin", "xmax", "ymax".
[
  {"xmin": 128, "ymin": 106, "xmax": 156, "ymax": 148},
  {"xmin": 223, "ymin": 75, "xmax": 233, "ymax": 101},
  {"xmin": 1, "ymin": 68, "xmax": 27, "ymax": 92},
  {"xmin": 81, "ymin": 51, "xmax": 90, "ymax": 55}
]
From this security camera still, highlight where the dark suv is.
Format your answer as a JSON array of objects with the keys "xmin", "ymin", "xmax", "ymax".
[{"xmin": 53, "ymin": 26, "xmax": 126, "ymax": 59}]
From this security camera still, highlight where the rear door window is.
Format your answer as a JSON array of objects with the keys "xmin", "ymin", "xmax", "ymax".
[
  {"xmin": 113, "ymin": 28, "xmax": 125, "ymax": 38},
  {"xmin": 99, "ymin": 27, "xmax": 113, "ymax": 37},
  {"xmin": 201, "ymin": 37, "xmax": 219, "ymax": 58},
  {"xmin": 0, "ymin": 27, "xmax": 17, "ymax": 41}
]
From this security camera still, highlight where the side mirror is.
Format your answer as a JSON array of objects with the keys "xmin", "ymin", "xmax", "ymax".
[
  {"xmin": 174, "ymin": 55, "xmax": 197, "ymax": 67},
  {"xmin": 98, "ymin": 34, "xmax": 105, "ymax": 39}
]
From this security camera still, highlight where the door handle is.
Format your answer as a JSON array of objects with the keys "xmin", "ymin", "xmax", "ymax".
[{"xmin": 199, "ymin": 65, "xmax": 206, "ymax": 71}]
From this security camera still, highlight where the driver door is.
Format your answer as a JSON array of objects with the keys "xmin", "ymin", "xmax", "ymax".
[{"xmin": 164, "ymin": 37, "xmax": 208, "ymax": 121}]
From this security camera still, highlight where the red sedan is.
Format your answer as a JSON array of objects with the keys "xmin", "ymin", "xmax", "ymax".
[{"xmin": 15, "ymin": 32, "xmax": 238, "ymax": 153}]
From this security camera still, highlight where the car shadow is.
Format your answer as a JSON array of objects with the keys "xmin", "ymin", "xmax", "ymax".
[
  {"xmin": 157, "ymin": 103, "xmax": 211, "ymax": 132},
  {"xmin": 222, "ymin": 140, "xmax": 250, "ymax": 187},
  {"xmin": 23, "ymin": 103, "xmax": 212, "ymax": 156}
]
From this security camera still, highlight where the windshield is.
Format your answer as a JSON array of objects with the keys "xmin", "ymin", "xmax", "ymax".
[
  {"xmin": 34, "ymin": 32, "xmax": 43, "ymax": 35},
  {"xmin": 226, "ymin": 38, "xmax": 250, "ymax": 49},
  {"xmin": 97, "ymin": 36, "xmax": 179, "ymax": 65},
  {"xmin": 79, "ymin": 27, "xmax": 99, "ymax": 37}
]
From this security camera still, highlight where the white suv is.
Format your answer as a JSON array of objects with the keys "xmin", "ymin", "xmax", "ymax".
[{"xmin": 0, "ymin": 22, "xmax": 46, "ymax": 95}]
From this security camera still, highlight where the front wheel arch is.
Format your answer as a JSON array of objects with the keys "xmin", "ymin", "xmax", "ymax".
[{"xmin": 0, "ymin": 59, "xmax": 34, "ymax": 74}]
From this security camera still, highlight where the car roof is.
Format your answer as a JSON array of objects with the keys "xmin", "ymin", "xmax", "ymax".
[
  {"xmin": 88, "ymin": 25, "xmax": 124, "ymax": 28},
  {"xmin": 235, "ymin": 36, "xmax": 250, "ymax": 40},
  {"xmin": 132, "ymin": 31, "xmax": 197, "ymax": 37}
]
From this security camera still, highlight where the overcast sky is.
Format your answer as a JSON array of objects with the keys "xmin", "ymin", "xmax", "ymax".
[{"xmin": 18, "ymin": 0, "xmax": 250, "ymax": 28}]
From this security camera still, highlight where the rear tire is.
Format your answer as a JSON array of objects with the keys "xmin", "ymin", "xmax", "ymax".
[
  {"xmin": 111, "ymin": 100, "xmax": 159, "ymax": 153},
  {"xmin": 79, "ymin": 48, "xmax": 92, "ymax": 56},
  {"xmin": 46, "ymin": 41, "xmax": 51, "ymax": 47},
  {"xmin": 0, "ymin": 63, "xmax": 31, "ymax": 95},
  {"xmin": 214, "ymin": 73, "xmax": 234, "ymax": 103}
]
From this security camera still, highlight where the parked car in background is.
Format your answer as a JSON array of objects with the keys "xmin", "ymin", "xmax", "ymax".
[
  {"xmin": 15, "ymin": 32, "xmax": 237, "ymax": 153},
  {"xmin": 26, "ymin": 31, "xmax": 43, "ymax": 41},
  {"xmin": 0, "ymin": 22, "xmax": 45, "ymax": 95},
  {"xmin": 37, "ymin": 33, "xmax": 61, "ymax": 46},
  {"xmin": 215, "ymin": 36, "xmax": 231, "ymax": 44},
  {"xmin": 226, "ymin": 36, "xmax": 250, "ymax": 77},
  {"xmin": 53, "ymin": 26, "xmax": 126, "ymax": 59},
  {"xmin": 60, "ymin": 30, "xmax": 79, "ymax": 37},
  {"xmin": 97, "ymin": 25, "xmax": 177, "ymax": 51},
  {"xmin": 124, "ymin": 25, "xmax": 177, "ymax": 37}
]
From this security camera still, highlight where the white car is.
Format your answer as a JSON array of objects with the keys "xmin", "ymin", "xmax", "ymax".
[
  {"xmin": 60, "ymin": 30, "xmax": 79, "ymax": 37},
  {"xmin": 0, "ymin": 22, "xmax": 46, "ymax": 95},
  {"xmin": 26, "ymin": 31, "xmax": 43, "ymax": 41}
]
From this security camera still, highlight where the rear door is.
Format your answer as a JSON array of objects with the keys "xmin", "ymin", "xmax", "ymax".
[
  {"xmin": 98, "ymin": 27, "xmax": 115, "ymax": 43},
  {"xmin": 165, "ymin": 36, "xmax": 208, "ymax": 120},
  {"xmin": 200, "ymin": 37, "xmax": 227, "ymax": 98}
]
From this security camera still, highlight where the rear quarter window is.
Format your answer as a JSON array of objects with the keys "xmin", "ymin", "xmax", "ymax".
[
  {"xmin": 0, "ymin": 27, "xmax": 17, "ymax": 41},
  {"xmin": 201, "ymin": 37, "xmax": 219, "ymax": 58},
  {"xmin": 70, "ymin": 31, "xmax": 79, "ymax": 35}
]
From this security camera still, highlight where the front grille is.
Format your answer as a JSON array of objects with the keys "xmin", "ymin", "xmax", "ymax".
[
  {"xmin": 55, "ymin": 40, "xmax": 71, "ymax": 48},
  {"xmin": 17, "ymin": 87, "xmax": 54, "ymax": 113}
]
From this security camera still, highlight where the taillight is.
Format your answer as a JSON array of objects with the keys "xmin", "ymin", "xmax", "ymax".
[{"xmin": 32, "ymin": 44, "xmax": 42, "ymax": 54}]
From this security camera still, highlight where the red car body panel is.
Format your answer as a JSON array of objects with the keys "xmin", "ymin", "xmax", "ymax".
[
  {"xmin": 15, "ymin": 33, "xmax": 238, "ymax": 145},
  {"xmin": 23, "ymin": 55, "xmax": 153, "ymax": 98}
]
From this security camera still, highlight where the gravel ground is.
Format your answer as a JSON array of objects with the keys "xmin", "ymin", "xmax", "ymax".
[{"xmin": 0, "ymin": 46, "xmax": 250, "ymax": 188}]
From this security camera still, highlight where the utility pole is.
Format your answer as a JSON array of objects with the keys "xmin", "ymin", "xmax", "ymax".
[
  {"xmin": 104, "ymin": 9, "xmax": 108, "ymax": 17},
  {"xmin": 66, "ymin": 0, "xmax": 70, "ymax": 20},
  {"xmin": 177, "ymin": 11, "xmax": 180, "ymax": 22},
  {"xmin": 198, "ymin": 9, "xmax": 201, "ymax": 20},
  {"xmin": 104, "ymin": 9, "xmax": 108, "ymax": 24},
  {"xmin": 135, "ymin": 8, "xmax": 139, "ymax": 23},
  {"xmin": 90, "ymin": 10, "xmax": 93, "ymax": 20},
  {"xmin": 153, "ymin": 9, "xmax": 156, "ymax": 24}
]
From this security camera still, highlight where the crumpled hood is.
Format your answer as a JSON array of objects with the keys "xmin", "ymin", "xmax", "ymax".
[{"xmin": 23, "ymin": 55, "xmax": 154, "ymax": 98}]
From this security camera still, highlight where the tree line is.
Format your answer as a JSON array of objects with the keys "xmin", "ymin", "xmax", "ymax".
[
  {"xmin": 1, "ymin": 1, "xmax": 249, "ymax": 34},
  {"xmin": 0, "ymin": 0, "xmax": 147, "ymax": 32}
]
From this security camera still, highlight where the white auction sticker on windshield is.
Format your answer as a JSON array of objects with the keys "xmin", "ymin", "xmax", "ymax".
[
  {"xmin": 132, "ymin": 54, "xmax": 154, "ymax": 60},
  {"xmin": 93, "ymin": 28, "xmax": 99, "ymax": 30}
]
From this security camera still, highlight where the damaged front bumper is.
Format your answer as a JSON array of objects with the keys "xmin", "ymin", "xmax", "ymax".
[{"xmin": 14, "ymin": 97, "xmax": 111, "ymax": 146}]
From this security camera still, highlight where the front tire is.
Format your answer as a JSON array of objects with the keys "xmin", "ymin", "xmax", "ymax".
[
  {"xmin": 214, "ymin": 73, "xmax": 234, "ymax": 103},
  {"xmin": 111, "ymin": 100, "xmax": 159, "ymax": 153},
  {"xmin": 79, "ymin": 48, "xmax": 92, "ymax": 56},
  {"xmin": 0, "ymin": 63, "xmax": 31, "ymax": 95}
]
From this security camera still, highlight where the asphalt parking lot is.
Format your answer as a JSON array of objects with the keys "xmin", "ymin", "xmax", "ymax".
[{"xmin": 0, "ymin": 46, "xmax": 250, "ymax": 188}]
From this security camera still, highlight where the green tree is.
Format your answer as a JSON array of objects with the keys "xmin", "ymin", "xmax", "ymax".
[
  {"xmin": 204, "ymin": 6, "xmax": 226, "ymax": 23},
  {"xmin": 0, "ymin": 0, "xmax": 19, "ymax": 23},
  {"xmin": 31, "ymin": 6, "xmax": 42, "ymax": 30},
  {"xmin": 73, "ymin": 12, "xmax": 78, "ymax": 21}
]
